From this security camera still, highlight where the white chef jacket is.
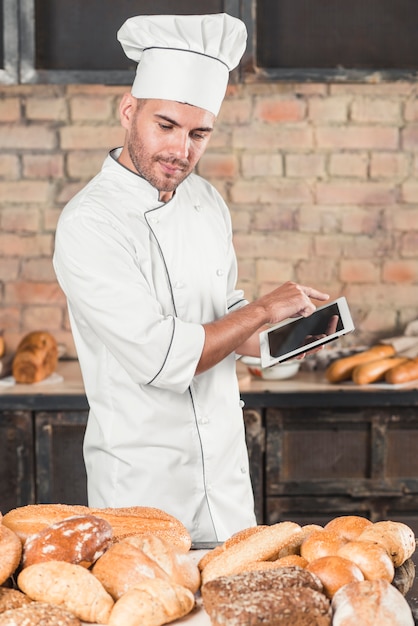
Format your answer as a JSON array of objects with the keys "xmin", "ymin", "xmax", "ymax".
[{"xmin": 53, "ymin": 148, "xmax": 256, "ymax": 542}]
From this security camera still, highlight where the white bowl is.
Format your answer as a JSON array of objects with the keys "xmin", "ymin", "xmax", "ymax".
[{"xmin": 241, "ymin": 356, "xmax": 300, "ymax": 380}]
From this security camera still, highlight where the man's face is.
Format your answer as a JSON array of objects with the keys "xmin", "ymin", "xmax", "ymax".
[{"xmin": 121, "ymin": 98, "xmax": 215, "ymax": 200}]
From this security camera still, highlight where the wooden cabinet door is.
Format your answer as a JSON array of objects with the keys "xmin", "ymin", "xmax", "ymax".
[
  {"xmin": 0, "ymin": 410, "xmax": 34, "ymax": 513},
  {"xmin": 35, "ymin": 411, "xmax": 88, "ymax": 505}
]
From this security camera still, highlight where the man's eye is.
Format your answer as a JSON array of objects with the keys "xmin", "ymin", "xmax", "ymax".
[
  {"xmin": 193, "ymin": 133, "xmax": 206, "ymax": 141},
  {"xmin": 159, "ymin": 123, "xmax": 173, "ymax": 130}
]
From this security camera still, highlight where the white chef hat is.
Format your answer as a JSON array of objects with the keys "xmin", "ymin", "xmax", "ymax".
[{"xmin": 117, "ymin": 13, "xmax": 247, "ymax": 116}]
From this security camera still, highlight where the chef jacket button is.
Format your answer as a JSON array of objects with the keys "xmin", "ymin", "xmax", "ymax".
[
  {"xmin": 239, "ymin": 399, "xmax": 245, "ymax": 408},
  {"xmin": 200, "ymin": 416, "xmax": 209, "ymax": 425},
  {"xmin": 216, "ymin": 269, "xmax": 224, "ymax": 276},
  {"xmin": 174, "ymin": 281, "xmax": 184, "ymax": 289},
  {"xmin": 150, "ymin": 216, "xmax": 159, "ymax": 223},
  {"xmin": 240, "ymin": 466, "xmax": 247, "ymax": 474}
]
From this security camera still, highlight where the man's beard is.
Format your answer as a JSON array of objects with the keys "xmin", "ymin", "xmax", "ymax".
[{"xmin": 128, "ymin": 125, "xmax": 192, "ymax": 193}]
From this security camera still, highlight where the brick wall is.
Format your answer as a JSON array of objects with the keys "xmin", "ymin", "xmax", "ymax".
[{"xmin": 0, "ymin": 81, "xmax": 417, "ymax": 357}]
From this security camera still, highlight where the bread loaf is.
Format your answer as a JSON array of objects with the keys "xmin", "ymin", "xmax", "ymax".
[
  {"xmin": 351, "ymin": 356, "xmax": 408, "ymax": 385},
  {"xmin": 0, "ymin": 588, "xmax": 33, "ymax": 613},
  {"xmin": 306, "ymin": 555, "xmax": 364, "ymax": 598},
  {"xmin": 12, "ymin": 331, "xmax": 58, "ymax": 384},
  {"xmin": 200, "ymin": 521, "xmax": 302, "ymax": 583},
  {"xmin": 0, "ymin": 602, "xmax": 81, "ymax": 626},
  {"xmin": 356, "ymin": 520, "xmax": 416, "ymax": 567},
  {"xmin": 18, "ymin": 561, "xmax": 114, "ymax": 624},
  {"xmin": 337, "ymin": 540, "xmax": 394, "ymax": 582},
  {"xmin": 108, "ymin": 578, "xmax": 195, "ymax": 626},
  {"xmin": 300, "ymin": 530, "xmax": 347, "ymax": 562},
  {"xmin": 331, "ymin": 579, "xmax": 414, "ymax": 626},
  {"xmin": 22, "ymin": 514, "xmax": 113, "ymax": 569},
  {"xmin": 325, "ymin": 345, "xmax": 395, "ymax": 383},
  {"xmin": 323, "ymin": 515, "xmax": 373, "ymax": 541},
  {"xmin": 2, "ymin": 503, "xmax": 191, "ymax": 552},
  {"xmin": 0, "ymin": 525, "xmax": 22, "ymax": 585},
  {"xmin": 385, "ymin": 357, "xmax": 418, "ymax": 384}
]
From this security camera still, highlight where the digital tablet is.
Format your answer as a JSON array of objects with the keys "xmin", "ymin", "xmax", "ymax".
[{"xmin": 259, "ymin": 296, "xmax": 355, "ymax": 368}]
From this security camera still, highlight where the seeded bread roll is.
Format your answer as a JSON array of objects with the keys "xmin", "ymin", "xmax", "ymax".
[
  {"xmin": 12, "ymin": 331, "xmax": 58, "ymax": 384},
  {"xmin": 0, "ymin": 602, "xmax": 81, "ymax": 626},
  {"xmin": 22, "ymin": 514, "xmax": 113, "ymax": 569},
  {"xmin": 18, "ymin": 561, "xmax": 114, "ymax": 624},
  {"xmin": 0, "ymin": 588, "xmax": 33, "ymax": 614}
]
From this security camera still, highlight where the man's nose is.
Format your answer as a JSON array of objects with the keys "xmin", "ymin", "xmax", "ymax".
[{"xmin": 171, "ymin": 132, "xmax": 190, "ymax": 159}]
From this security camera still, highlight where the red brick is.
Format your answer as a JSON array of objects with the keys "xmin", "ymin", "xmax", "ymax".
[
  {"xmin": 21, "ymin": 306, "xmax": 63, "ymax": 330},
  {"xmin": 329, "ymin": 153, "xmax": 368, "ymax": 178},
  {"xmin": 233, "ymin": 125, "xmax": 313, "ymax": 150},
  {"xmin": 1, "ymin": 207, "xmax": 40, "ymax": 232},
  {"xmin": 198, "ymin": 153, "xmax": 238, "ymax": 178},
  {"xmin": 351, "ymin": 98, "xmax": 400, "ymax": 123},
  {"xmin": 342, "ymin": 208, "xmax": 382, "ymax": 235},
  {"xmin": 316, "ymin": 181, "xmax": 396, "ymax": 205},
  {"xmin": 217, "ymin": 98, "xmax": 252, "ymax": 124},
  {"xmin": 0, "ymin": 98, "xmax": 21, "ymax": 122},
  {"xmin": 401, "ymin": 183, "xmax": 418, "ymax": 203},
  {"xmin": 70, "ymin": 96, "xmax": 113, "ymax": 121},
  {"xmin": 67, "ymin": 150, "xmax": 107, "ymax": 178},
  {"xmin": 256, "ymin": 259, "xmax": 295, "ymax": 283},
  {"xmin": 0, "ymin": 181, "xmax": 51, "ymax": 204},
  {"xmin": 340, "ymin": 260, "xmax": 380, "ymax": 283},
  {"xmin": 383, "ymin": 261, "xmax": 418, "ymax": 283},
  {"xmin": 286, "ymin": 154, "xmax": 325, "ymax": 178},
  {"xmin": 401, "ymin": 232, "xmax": 418, "ymax": 257},
  {"xmin": 0, "ymin": 258, "xmax": 19, "ymax": 280},
  {"xmin": 402, "ymin": 126, "xmax": 418, "ymax": 151},
  {"xmin": 241, "ymin": 153, "xmax": 283, "ymax": 177},
  {"xmin": 254, "ymin": 97, "xmax": 306, "ymax": 123},
  {"xmin": 404, "ymin": 100, "xmax": 418, "ymax": 122},
  {"xmin": 26, "ymin": 97, "xmax": 67, "ymax": 121},
  {"xmin": 0, "ymin": 126, "xmax": 56, "ymax": 149},
  {"xmin": 5, "ymin": 282, "xmax": 64, "ymax": 305},
  {"xmin": 59, "ymin": 126, "xmax": 124, "ymax": 150},
  {"xmin": 388, "ymin": 207, "xmax": 418, "ymax": 231},
  {"xmin": 253, "ymin": 206, "xmax": 296, "ymax": 231},
  {"xmin": 296, "ymin": 258, "xmax": 337, "ymax": 286},
  {"xmin": 0, "ymin": 155, "xmax": 19, "ymax": 179},
  {"xmin": 308, "ymin": 97, "xmax": 349, "ymax": 122},
  {"xmin": 23, "ymin": 154, "xmax": 64, "ymax": 179},
  {"xmin": 230, "ymin": 179, "xmax": 312, "ymax": 205},
  {"xmin": 370, "ymin": 153, "xmax": 409, "ymax": 179},
  {"xmin": 316, "ymin": 126, "xmax": 399, "ymax": 150},
  {"xmin": 21, "ymin": 258, "xmax": 56, "ymax": 281}
]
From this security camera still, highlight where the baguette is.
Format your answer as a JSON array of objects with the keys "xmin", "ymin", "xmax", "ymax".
[
  {"xmin": 351, "ymin": 357, "xmax": 408, "ymax": 385},
  {"xmin": 325, "ymin": 345, "xmax": 395, "ymax": 383},
  {"xmin": 385, "ymin": 357, "xmax": 418, "ymax": 384}
]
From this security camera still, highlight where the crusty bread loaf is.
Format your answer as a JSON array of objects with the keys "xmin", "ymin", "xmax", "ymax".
[
  {"xmin": 201, "ymin": 566, "xmax": 324, "ymax": 614},
  {"xmin": 108, "ymin": 578, "xmax": 195, "ymax": 626},
  {"xmin": 92, "ymin": 534, "xmax": 200, "ymax": 600},
  {"xmin": 337, "ymin": 540, "xmax": 394, "ymax": 582},
  {"xmin": 385, "ymin": 358, "xmax": 418, "ymax": 384},
  {"xmin": 22, "ymin": 514, "xmax": 113, "ymax": 569},
  {"xmin": 0, "ymin": 525, "xmax": 22, "ymax": 585},
  {"xmin": 356, "ymin": 520, "xmax": 416, "ymax": 567},
  {"xmin": 300, "ymin": 529, "xmax": 347, "ymax": 562},
  {"xmin": 0, "ymin": 602, "xmax": 81, "ymax": 626},
  {"xmin": 306, "ymin": 555, "xmax": 364, "ymax": 598},
  {"xmin": 325, "ymin": 345, "xmax": 395, "ymax": 383},
  {"xmin": 200, "ymin": 522, "xmax": 302, "ymax": 583},
  {"xmin": 351, "ymin": 356, "xmax": 408, "ymax": 385},
  {"xmin": 324, "ymin": 516, "xmax": 373, "ymax": 541},
  {"xmin": 18, "ymin": 561, "xmax": 114, "ymax": 624},
  {"xmin": 12, "ymin": 331, "xmax": 58, "ymax": 384},
  {"xmin": 2, "ymin": 503, "xmax": 191, "ymax": 552},
  {"xmin": 202, "ymin": 568, "xmax": 331, "ymax": 626},
  {"xmin": 198, "ymin": 525, "xmax": 266, "ymax": 571},
  {"xmin": 331, "ymin": 579, "xmax": 414, "ymax": 626}
]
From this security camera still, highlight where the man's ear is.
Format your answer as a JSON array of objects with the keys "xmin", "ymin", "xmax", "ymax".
[{"xmin": 119, "ymin": 93, "xmax": 136, "ymax": 130}]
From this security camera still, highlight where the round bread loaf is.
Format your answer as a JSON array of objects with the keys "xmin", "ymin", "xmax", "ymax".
[
  {"xmin": 12, "ymin": 331, "xmax": 58, "ymax": 384},
  {"xmin": 300, "ymin": 530, "xmax": 347, "ymax": 562},
  {"xmin": 337, "ymin": 540, "xmax": 394, "ymax": 582},
  {"xmin": 356, "ymin": 520, "xmax": 415, "ymax": 567},
  {"xmin": 22, "ymin": 514, "xmax": 113, "ymax": 568},
  {"xmin": 306, "ymin": 555, "xmax": 364, "ymax": 598},
  {"xmin": 332, "ymin": 579, "xmax": 414, "ymax": 626},
  {"xmin": 0, "ymin": 525, "xmax": 22, "ymax": 585},
  {"xmin": 0, "ymin": 588, "xmax": 33, "ymax": 613},
  {"xmin": 324, "ymin": 516, "xmax": 373, "ymax": 541}
]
